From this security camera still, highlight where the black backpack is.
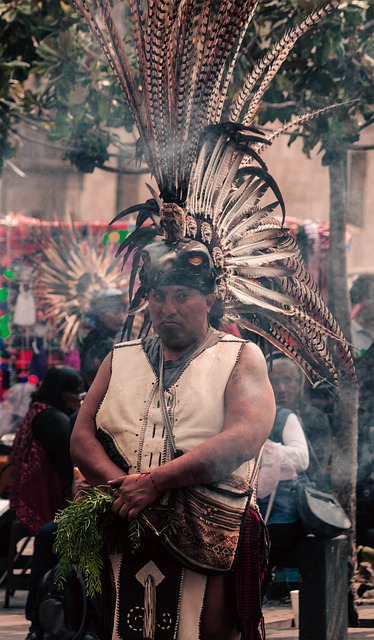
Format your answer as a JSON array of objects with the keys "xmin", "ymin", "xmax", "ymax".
[{"xmin": 36, "ymin": 564, "xmax": 87, "ymax": 640}]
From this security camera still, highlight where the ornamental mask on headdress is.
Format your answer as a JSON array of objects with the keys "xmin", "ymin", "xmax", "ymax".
[
  {"xmin": 71, "ymin": 0, "xmax": 355, "ymax": 387},
  {"xmin": 140, "ymin": 240, "xmax": 216, "ymax": 295}
]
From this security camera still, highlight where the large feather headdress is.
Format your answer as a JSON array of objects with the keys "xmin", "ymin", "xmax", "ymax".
[
  {"xmin": 35, "ymin": 224, "xmax": 129, "ymax": 351},
  {"xmin": 71, "ymin": 0, "xmax": 354, "ymax": 385}
]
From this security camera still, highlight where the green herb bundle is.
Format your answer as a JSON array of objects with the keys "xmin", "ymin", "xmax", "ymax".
[
  {"xmin": 53, "ymin": 485, "xmax": 179, "ymax": 597},
  {"xmin": 53, "ymin": 486, "xmax": 115, "ymax": 597}
]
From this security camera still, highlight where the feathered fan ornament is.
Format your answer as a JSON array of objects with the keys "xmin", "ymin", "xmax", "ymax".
[
  {"xmin": 34, "ymin": 224, "xmax": 129, "ymax": 351},
  {"xmin": 71, "ymin": 0, "xmax": 355, "ymax": 385}
]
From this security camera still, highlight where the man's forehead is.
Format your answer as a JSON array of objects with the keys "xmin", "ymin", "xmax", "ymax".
[
  {"xmin": 151, "ymin": 284, "xmax": 200, "ymax": 294},
  {"xmin": 270, "ymin": 358, "xmax": 302, "ymax": 380}
]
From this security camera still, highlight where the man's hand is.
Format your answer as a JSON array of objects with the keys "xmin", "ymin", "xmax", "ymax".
[{"xmin": 108, "ymin": 472, "xmax": 160, "ymax": 521}]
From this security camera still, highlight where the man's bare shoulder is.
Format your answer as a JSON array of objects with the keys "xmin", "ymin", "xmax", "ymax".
[
  {"xmin": 226, "ymin": 341, "xmax": 271, "ymax": 391},
  {"xmin": 234, "ymin": 341, "xmax": 269, "ymax": 375},
  {"xmin": 223, "ymin": 340, "xmax": 275, "ymax": 429}
]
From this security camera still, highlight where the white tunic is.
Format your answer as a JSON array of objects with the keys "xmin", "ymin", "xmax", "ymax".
[
  {"xmin": 95, "ymin": 336, "xmax": 260, "ymax": 640},
  {"xmin": 96, "ymin": 336, "xmax": 258, "ymax": 498}
]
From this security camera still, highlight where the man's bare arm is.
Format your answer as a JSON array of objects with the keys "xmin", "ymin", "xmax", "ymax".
[{"xmin": 70, "ymin": 353, "xmax": 125, "ymax": 485}]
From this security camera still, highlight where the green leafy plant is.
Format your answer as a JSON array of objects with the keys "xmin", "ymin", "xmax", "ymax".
[
  {"xmin": 53, "ymin": 485, "xmax": 115, "ymax": 597},
  {"xmin": 53, "ymin": 485, "xmax": 178, "ymax": 597}
]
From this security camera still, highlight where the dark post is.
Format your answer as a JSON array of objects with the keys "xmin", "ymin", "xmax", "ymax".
[{"xmin": 299, "ymin": 535, "xmax": 349, "ymax": 640}]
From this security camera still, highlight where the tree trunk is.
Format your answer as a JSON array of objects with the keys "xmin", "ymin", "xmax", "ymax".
[{"xmin": 327, "ymin": 156, "xmax": 358, "ymax": 583}]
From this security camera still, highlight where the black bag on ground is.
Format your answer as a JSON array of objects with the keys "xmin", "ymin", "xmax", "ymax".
[
  {"xmin": 296, "ymin": 482, "xmax": 351, "ymax": 539},
  {"xmin": 36, "ymin": 564, "xmax": 87, "ymax": 640}
]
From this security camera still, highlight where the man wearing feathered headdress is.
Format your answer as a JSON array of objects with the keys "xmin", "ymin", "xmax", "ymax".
[
  {"xmin": 68, "ymin": 0, "xmax": 355, "ymax": 638},
  {"xmin": 72, "ymin": 241, "xmax": 275, "ymax": 639}
]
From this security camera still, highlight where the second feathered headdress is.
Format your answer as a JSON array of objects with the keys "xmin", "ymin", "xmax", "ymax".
[{"xmin": 71, "ymin": 0, "xmax": 354, "ymax": 385}]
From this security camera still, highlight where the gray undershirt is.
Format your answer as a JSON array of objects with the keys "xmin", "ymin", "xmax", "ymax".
[{"xmin": 142, "ymin": 327, "xmax": 226, "ymax": 389}]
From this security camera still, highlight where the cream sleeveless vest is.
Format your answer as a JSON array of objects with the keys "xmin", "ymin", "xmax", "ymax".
[{"xmin": 96, "ymin": 335, "xmax": 259, "ymax": 498}]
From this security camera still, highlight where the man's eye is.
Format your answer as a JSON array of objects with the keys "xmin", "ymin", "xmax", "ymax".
[{"xmin": 151, "ymin": 292, "xmax": 163, "ymax": 301}]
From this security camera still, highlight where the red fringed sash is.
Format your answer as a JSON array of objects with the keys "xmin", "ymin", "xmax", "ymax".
[{"xmin": 235, "ymin": 508, "xmax": 269, "ymax": 640}]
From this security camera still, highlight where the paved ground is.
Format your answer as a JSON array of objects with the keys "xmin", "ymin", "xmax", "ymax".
[
  {"xmin": 0, "ymin": 588, "xmax": 30, "ymax": 639},
  {"xmin": 0, "ymin": 585, "xmax": 373, "ymax": 639},
  {"xmin": 263, "ymin": 599, "xmax": 374, "ymax": 639}
]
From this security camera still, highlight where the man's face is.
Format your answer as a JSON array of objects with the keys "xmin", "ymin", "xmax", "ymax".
[
  {"xmin": 148, "ymin": 285, "xmax": 215, "ymax": 351},
  {"xmin": 356, "ymin": 299, "xmax": 374, "ymax": 334},
  {"xmin": 101, "ymin": 308, "xmax": 126, "ymax": 333},
  {"xmin": 269, "ymin": 359, "xmax": 302, "ymax": 410}
]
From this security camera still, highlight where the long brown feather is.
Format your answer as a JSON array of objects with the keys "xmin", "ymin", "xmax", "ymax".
[
  {"xmin": 242, "ymin": 0, "xmax": 341, "ymax": 125},
  {"xmin": 253, "ymin": 103, "xmax": 352, "ymax": 156},
  {"xmin": 72, "ymin": 0, "xmax": 143, "ymax": 140},
  {"xmin": 230, "ymin": 0, "xmax": 340, "ymax": 124}
]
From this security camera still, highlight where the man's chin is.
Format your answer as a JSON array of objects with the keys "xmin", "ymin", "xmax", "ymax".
[
  {"xmin": 158, "ymin": 327, "xmax": 191, "ymax": 351},
  {"xmin": 159, "ymin": 331, "xmax": 184, "ymax": 349}
]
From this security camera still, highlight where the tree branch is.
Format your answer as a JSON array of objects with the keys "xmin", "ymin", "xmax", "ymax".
[
  {"xmin": 262, "ymin": 101, "xmax": 297, "ymax": 108},
  {"xmin": 349, "ymin": 144, "xmax": 374, "ymax": 151},
  {"xmin": 96, "ymin": 163, "xmax": 150, "ymax": 175}
]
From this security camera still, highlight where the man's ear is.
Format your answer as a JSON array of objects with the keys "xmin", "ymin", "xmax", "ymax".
[{"xmin": 206, "ymin": 293, "xmax": 216, "ymax": 312}]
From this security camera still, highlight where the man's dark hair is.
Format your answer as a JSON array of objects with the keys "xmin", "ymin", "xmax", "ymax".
[
  {"xmin": 268, "ymin": 353, "xmax": 304, "ymax": 385},
  {"xmin": 350, "ymin": 275, "xmax": 374, "ymax": 306},
  {"xmin": 91, "ymin": 289, "xmax": 126, "ymax": 318}
]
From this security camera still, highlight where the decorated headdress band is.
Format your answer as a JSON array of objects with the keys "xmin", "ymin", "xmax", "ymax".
[{"xmin": 71, "ymin": 0, "xmax": 354, "ymax": 386}]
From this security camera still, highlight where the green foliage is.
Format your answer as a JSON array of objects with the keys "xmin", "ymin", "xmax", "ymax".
[
  {"xmin": 0, "ymin": 0, "xmax": 133, "ymax": 173},
  {"xmin": 31, "ymin": 24, "xmax": 133, "ymax": 171},
  {"xmin": 0, "ymin": 0, "xmax": 73, "ymax": 165},
  {"xmin": 53, "ymin": 485, "xmax": 179, "ymax": 597},
  {"xmin": 53, "ymin": 486, "xmax": 116, "ymax": 598},
  {"xmin": 127, "ymin": 516, "xmax": 144, "ymax": 552}
]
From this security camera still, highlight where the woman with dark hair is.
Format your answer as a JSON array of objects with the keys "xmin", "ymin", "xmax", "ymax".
[
  {"xmin": 9, "ymin": 366, "xmax": 86, "ymax": 640},
  {"xmin": 10, "ymin": 365, "xmax": 84, "ymax": 534}
]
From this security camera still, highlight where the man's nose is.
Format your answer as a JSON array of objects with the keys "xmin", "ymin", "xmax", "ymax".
[
  {"xmin": 162, "ymin": 295, "xmax": 177, "ymax": 315},
  {"xmin": 275, "ymin": 382, "xmax": 286, "ymax": 396}
]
